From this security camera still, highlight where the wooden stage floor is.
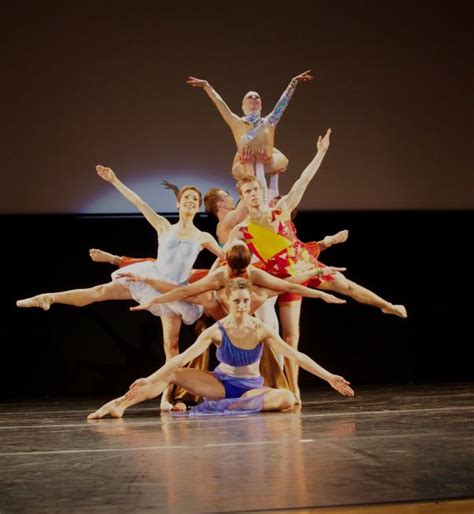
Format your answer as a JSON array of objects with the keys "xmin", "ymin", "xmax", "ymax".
[{"xmin": 1, "ymin": 383, "xmax": 473, "ymax": 513}]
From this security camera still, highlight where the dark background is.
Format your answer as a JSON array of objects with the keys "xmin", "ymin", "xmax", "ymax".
[
  {"xmin": 2, "ymin": 1, "xmax": 472, "ymax": 397},
  {"xmin": 3, "ymin": 209, "xmax": 472, "ymax": 397}
]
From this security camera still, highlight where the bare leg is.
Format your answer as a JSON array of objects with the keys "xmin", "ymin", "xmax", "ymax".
[
  {"xmin": 89, "ymin": 248, "xmax": 122, "ymax": 265},
  {"xmin": 320, "ymin": 230, "xmax": 349, "ymax": 250},
  {"xmin": 87, "ymin": 368, "xmax": 225, "ymax": 419},
  {"xmin": 242, "ymin": 387, "xmax": 296, "ymax": 411},
  {"xmin": 160, "ymin": 316, "xmax": 184, "ymax": 411},
  {"xmin": 279, "ymin": 299, "xmax": 303, "ymax": 403},
  {"xmin": 17, "ymin": 281, "xmax": 131, "ymax": 310},
  {"xmin": 254, "ymin": 297, "xmax": 282, "ymax": 367},
  {"xmin": 266, "ymin": 147, "xmax": 288, "ymax": 174},
  {"xmin": 320, "ymin": 272, "xmax": 407, "ymax": 318}
]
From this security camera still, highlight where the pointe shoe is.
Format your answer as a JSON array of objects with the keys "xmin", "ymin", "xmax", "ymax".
[{"xmin": 16, "ymin": 294, "xmax": 53, "ymax": 311}]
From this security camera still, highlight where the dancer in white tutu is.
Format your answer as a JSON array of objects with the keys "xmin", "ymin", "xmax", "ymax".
[{"xmin": 17, "ymin": 165, "xmax": 223, "ymax": 410}]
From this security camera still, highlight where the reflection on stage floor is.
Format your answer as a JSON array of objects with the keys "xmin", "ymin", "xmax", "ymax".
[{"xmin": 1, "ymin": 382, "xmax": 473, "ymax": 513}]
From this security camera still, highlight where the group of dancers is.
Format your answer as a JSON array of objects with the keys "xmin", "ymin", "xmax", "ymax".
[{"xmin": 17, "ymin": 70, "xmax": 407, "ymax": 418}]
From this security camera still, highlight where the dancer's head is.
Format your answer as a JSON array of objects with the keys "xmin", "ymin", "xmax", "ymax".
[
  {"xmin": 242, "ymin": 91, "xmax": 262, "ymax": 116},
  {"xmin": 225, "ymin": 240, "xmax": 252, "ymax": 276},
  {"xmin": 236, "ymin": 175, "xmax": 263, "ymax": 208},
  {"xmin": 225, "ymin": 278, "xmax": 252, "ymax": 315},
  {"xmin": 176, "ymin": 185, "xmax": 202, "ymax": 214},
  {"xmin": 204, "ymin": 188, "xmax": 235, "ymax": 217}
]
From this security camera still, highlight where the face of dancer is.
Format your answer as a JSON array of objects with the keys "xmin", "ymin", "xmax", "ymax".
[
  {"xmin": 228, "ymin": 288, "xmax": 251, "ymax": 316},
  {"xmin": 177, "ymin": 189, "xmax": 201, "ymax": 215},
  {"xmin": 242, "ymin": 91, "xmax": 262, "ymax": 115},
  {"xmin": 219, "ymin": 190, "xmax": 235, "ymax": 211},
  {"xmin": 240, "ymin": 179, "xmax": 262, "ymax": 208}
]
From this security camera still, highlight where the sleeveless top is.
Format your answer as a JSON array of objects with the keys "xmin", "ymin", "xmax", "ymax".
[
  {"xmin": 215, "ymin": 321, "xmax": 263, "ymax": 367},
  {"xmin": 155, "ymin": 230, "xmax": 201, "ymax": 284}
]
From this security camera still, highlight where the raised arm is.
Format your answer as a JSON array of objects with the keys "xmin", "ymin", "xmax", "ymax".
[
  {"xmin": 129, "ymin": 270, "xmax": 225, "ymax": 311},
  {"xmin": 276, "ymin": 129, "xmax": 331, "ymax": 213},
  {"xmin": 267, "ymin": 70, "xmax": 313, "ymax": 126},
  {"xmin": 218, "ymin": 200, "xmax": 249, "ymax": 242},
  {"xmin": 250, "ymin": 267, "xmax": 346, "ymax": 304},
  {"xmin": 96, "ymin": 165, "xmax": 171, "ymax": 234},
  {"xmin": 260, "ymin": 324, "xmax": 354, "ymax": 397},
  {"xmin": 187, "ymin": 76, "xmax": 240, "ymax": 129}
]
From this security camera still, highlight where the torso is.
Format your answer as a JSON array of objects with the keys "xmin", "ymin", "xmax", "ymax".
[
  {"xmin": 156, "ymin": 226, "xmax": 202, "ymax": 283},
  {"xmin": 240, "ymin": 208, "xmax": 316, "ymax": 277}
]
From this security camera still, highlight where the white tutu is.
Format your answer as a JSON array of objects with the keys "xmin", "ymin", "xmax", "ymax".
[{"xmin": 111, "ymin": 260, "xmax": 203, "ymax": 325}]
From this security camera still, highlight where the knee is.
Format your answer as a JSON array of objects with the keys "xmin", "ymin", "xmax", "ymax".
[
  {"xmin": 232, "ymin": 163, "xmax": 252, "ymax": 181},
  {"xmin": 92, "ymin": 284, "xmax": 108, "ymax": 299},
  {"xmin": 283, "ymin": 334, "xmax": 299, "ymax": 348},
  {"xmin": 164, "ymin": 339, "xmax": 179, "ymax": 358},
  {"xmin": 331, "ymin": 272, "xmax": 351, "ymax": 292},
  {"xmin": 273, "ymin": 153, "xmax": 288, "ymax": 173}
]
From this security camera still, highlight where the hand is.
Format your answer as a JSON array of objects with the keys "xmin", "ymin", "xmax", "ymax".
[
  {"xmin": 316, "ymin": 128, "xmax": 331, "ymax": 153},
  {"xmin": 293, "ymin": 70, "xmax": 314, "ymax": 83},
  {"xmin": 239, "ymin": 146, "xmax": 254, "ymax": 164},
  {"xmin": 318, "ymin": 266, "xmax": 346, "ymax": 275},
  {"xmin": 130, "ymin": 297, "xmax": 157, "ymax": 311},
  {"xmin": 329, "ymin": 375, "xmax": 354, "ymax": 397},
  {"xmin": 254, "ymin": 146, "xmax": 271, "ymax": 165},
  {"xmin": 115, "ymin": 272, "xmax": 143, "ymax": 283},
  {"xmin": 124, "ymin": 377, "xmax": 151, "ymax": 400},
  {"xmin": 129, "ymin": 377, "xmax": 150, "ymax": 390},
  {"xmin": 186, "ymin": 76, "xmax": 209, "ymax": 88},
  {"xmin": 161, "ymin": 180, "xmax": 180, "ymax": 196},
  {"xmin": 96, "ymin": 165, "xmax": 116, "ymax": 182}
]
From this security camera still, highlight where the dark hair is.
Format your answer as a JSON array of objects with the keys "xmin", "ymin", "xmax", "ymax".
[
  {"xmin": 203, "ymin": 188, "xmax": 223, "ymax": 215},
  {"xmin": 226, "ymin": 243, "xmax": 251, "ymax": 276}
]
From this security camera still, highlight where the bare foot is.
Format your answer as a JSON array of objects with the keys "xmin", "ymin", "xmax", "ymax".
[
  {"xmin": 17, "ymin": 294, "xmax": 54, "ymax": 311},
  {"xmin": 160, "ymin": 399, "xmax": 173, "ymax": 412},
  {"xmin": 382, "ymin": 304, "xmax": 407, "ymax": 318},
  {"xmin": 87, "ymin": 398, "xmax": 125, "ymax": 419},
  {"xmin": 171, "ymin": 402, "xmax": 187, "ymax": 412},
  {"xmin": 89, "ymin": 248, "xmax": 121, "ymax": 265},
  {"xmin": 323, "ymin": 230, "xmax": 349, "ymax": 248},
  {"xmin": 293, "ymin": 388, "xmax": 302, "ymax": 405}
]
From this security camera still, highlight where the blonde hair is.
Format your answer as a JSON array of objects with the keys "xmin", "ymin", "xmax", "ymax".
[{"xmin": 236, "ymin": 175, "xmax": 261, "ymax": 196}]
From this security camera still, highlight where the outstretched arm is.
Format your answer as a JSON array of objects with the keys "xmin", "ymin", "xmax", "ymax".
[
  {"xmin": 187, "ymin": 76, "xmax": 240, "ymax": 129},
  {"xmin": 267, "ymin": 70, "xmax": 313, "ymax": 126},
  {"xmin": 250, "ymin": 267, "xmax": 346, "ymax": 304},
  {"xmin": 261, "ymin": 324, "xmax": 354, "ymax": 397},
  {"xmin": 96, "ymin": 165, "xmax": 171, "ymax": 234},
  {"xmin": 129, "ymin": 271, "xmax": 224, "ymax": 311},
  {"xmin": 276, "ymin": 128, "xmax": 331, "ymax": 213}
]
